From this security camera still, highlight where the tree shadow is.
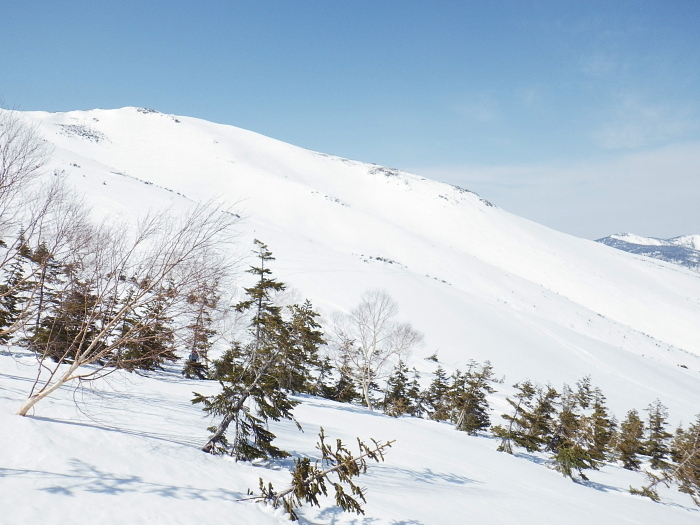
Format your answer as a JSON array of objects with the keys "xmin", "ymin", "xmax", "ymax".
[
  {"xmin": 0, "ymin": 458, "xmax": 243, "ymax": 501},
  {"xmin": 312, "ymin": 506, "xmax": 381, "ymax": 525},
  {"xmin": 513, "ymin": 451, "xmax": 548, "ymax": 466},
  {"xmin": 298, "ymin": 397, "xmax": 386, "ymax": 418},
  {"xmin": 27, "ymin": 415, "xmax": 202, "ymax": 449},
  {"xmin": 302, "ymin": 506, "xmax": 425, "ymax": 525},
  {"xmin": 0, "ymin": 371, "xmax": 36, "ymax": 384},
  {"xmin": 392, "ymin": 466, "xmax": 478, "ymax": 486},
  {"xmin": 0, "ymin": 371, "xmax": 38, "ymax": 399},
  {"xmin": 577, "ymin": 478, "xmax": 623, "ymax": 493}
]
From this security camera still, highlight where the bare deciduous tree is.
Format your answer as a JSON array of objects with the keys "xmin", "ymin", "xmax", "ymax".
[
  {"xmin": 0, "ymin": 108, "xmax": 51, "ymax": 233},
  {"xmin": 0, "ymin": 108, "xmax": 91, "ymax": 341},
  {"xmin": 0, "ymin": 179, "xmax": 93, "ymax": 340},
  {"xmin": 17, "ymin": 202, "xmax": 239, "ymax": 416},
  {"xmin": 330, "ymin": 289, "xmax": 423, "ymax": 410}
]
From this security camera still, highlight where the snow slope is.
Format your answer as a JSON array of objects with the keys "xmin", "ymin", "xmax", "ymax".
[
  {"xmin": 2, "ymin": 355, "xmax": 699, "ymax": 525},
  {"xmin": 2, "ymin": 107, "xmax": 700, "ymax": 523}
]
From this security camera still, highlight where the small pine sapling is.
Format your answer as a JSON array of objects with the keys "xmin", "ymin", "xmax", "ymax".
[
  {"xmin": 249, "ymin": 427, "xmax": 394, "ymax": 521},
  {"xmin": 325, "ymin": 352, "xmax": 361, "ymax": 403}
]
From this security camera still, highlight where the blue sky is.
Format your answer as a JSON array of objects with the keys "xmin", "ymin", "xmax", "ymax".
[{"xmin": 3, "ymin": 1, "xmax": 699, "ymax": 239}]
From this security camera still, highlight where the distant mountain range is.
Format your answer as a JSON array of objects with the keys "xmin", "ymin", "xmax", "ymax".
[{"xmin": 597, "ymin": 233, "xmax": 700, "ymax": 272}]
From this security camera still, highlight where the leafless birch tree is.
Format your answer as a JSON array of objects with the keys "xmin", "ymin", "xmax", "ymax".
[
  {"xmin": 330, "ymin": 289, "xmax": 423, "ymax": 410},
  {"xmin": 0, "ymin": 107, "xmax": 51, "ymax": 233},
  {"xmin": 17, "ymin": 202, "xmax": 239, "ymax": 416},
  {"xmin": 0, "ymin": 108, "xmax": 90, "ymax": 340}
]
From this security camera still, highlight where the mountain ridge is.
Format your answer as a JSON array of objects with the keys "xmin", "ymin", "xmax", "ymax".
[{"xmin": 597, "ymin": 232, "xmax": 700, "ymax": 272}]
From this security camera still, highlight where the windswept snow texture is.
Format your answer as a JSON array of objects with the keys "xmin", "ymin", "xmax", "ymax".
[
  {"xmin": 598, "ymin": 233, "xmax": 700, "ymax": 272},
  {"xmin": 2, "ymin": 107, "xmax": 700, "ymax": 523}
]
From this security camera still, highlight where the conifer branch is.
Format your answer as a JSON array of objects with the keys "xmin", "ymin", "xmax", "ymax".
[{"xmin": 247, "ymin": 428, "xmax": 394, "ymax": 521}]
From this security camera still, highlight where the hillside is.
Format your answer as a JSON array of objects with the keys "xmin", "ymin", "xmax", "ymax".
[
  {"xmin": 597, "ymin": 233, "xmax": 700, "ymax": 272},
  {"xmin": 2, "ymin": 107, "xmax": 700, "ymax": 523}
]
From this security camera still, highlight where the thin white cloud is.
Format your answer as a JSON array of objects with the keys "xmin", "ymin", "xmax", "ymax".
[
  {"xmin": 412, "ymin": 141, "xmax": 700, "ymax": 240},
  {"xmin": 450, "ymin": 92, "xmax": 500, "ymax": 123},
  {"xmin": 592, "ymin": 95, "xmax": 698, "ymax": 150},
  {"xmin": 580, "ymin": 52, "xmax": 620, "ymax": 77}
]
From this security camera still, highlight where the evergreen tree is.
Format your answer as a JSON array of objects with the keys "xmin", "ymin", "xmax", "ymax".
[
  {"xmin": 632, "ymin": 414, "xmax": 700, "ymax": 506},
  {"xmin": 670, "ymin": 415, "xmax": 700, "ymax": 505},
  {"xmin": 645, "ymin": 399, "xmax": 673, "ymax": 470},
  {"xmin": 323, "ymin": 350, "xmax": 360, "ymax": 403},
  {"xmin": 183, "ymin": 285, "xmax": 219, "ymax": 372},
  {"xmin": 195, "ymin": 240, "xmax": 320, "ymax": 460},
  {"xmin": 197, "ymin": 342, "xmax": 298, "ymax": 460},
  {"xmin": 113, "ymin": 290, "xmax": 178, "ymax": 371},
  {"xmin": 309, "ymin": 356, "xmax": 335, "ymax": 398},
  {"xmin": 616, "ymin": 409, "xmax": 645, "ymax": 470},
  {"xmin": 383, "ymin": 360, "xmax": 410, "ymax": 417},
  {"xmin": 273, "ymin": 300, "xmax": 325, "ymax": 393},
  {"xmin": 423, "ymin": 365, "xmax": 451, "ymax": 421},
  {"xmin": 28, "ymin": 275, "xmax": 104, "ymax": 363},
  {"xmin": 406, "ymin": 367, "xmax": 424, "ymax": 417},
  {"xmin": 382, "ymin": 360, "xmax": 422, "ymax": 417},
  {"xmin": 548, "ymin": 380, "xmax": 600, "ymax": 481},
  {"xmin": 0, "ymin": 248, "xmax": 28, "ymax": 342},
  {"xmin": 585, "ymin": 388, "xmax": 617, "ymax": 462},
  {"xmin": 20, "ymin": 241, "xmax": 64, "ymax": 352},
  {"xmin": 450, "ymin": 360, "xmax": 500, "ymax": 435},
  {"xmin": 28, "ymin": 242, "xmax": 64, "ymax": 335},
  {"xmin": 492, "ymin": 380, "xmax": 538, "ymax": 454},
  {"xmin": 524, "ymin": 384, "xmax": 560, "ymax": 452}
]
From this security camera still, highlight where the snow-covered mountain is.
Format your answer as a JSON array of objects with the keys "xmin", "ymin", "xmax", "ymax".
[
  {"xmin": 3, "ymin": 107, "xmax": 700, "ymax": 524},
  {"xmin": 597, "ymin": 232, "xmax": 700, "ymax": 272}
]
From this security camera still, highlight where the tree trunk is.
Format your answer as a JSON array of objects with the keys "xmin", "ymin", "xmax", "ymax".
[
  {"xmin": 16, "ymin": 361, "xmax": 80, "ymax": 416},
  {"xmin": 202, "ymin": 412, "xmax": 236, "ymax": 453},
  {"xmin": 361, "ymin": 376, "xmax": 373, "ymax": 411}
]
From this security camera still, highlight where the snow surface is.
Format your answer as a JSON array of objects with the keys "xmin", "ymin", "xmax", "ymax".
[
  {"xmin": 2, "ymin": 107, "xmax": 700, "ymax": 524},
  {"xmin": 2, "ymin": 353, "xmax": 699, "ymax": 525}
]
